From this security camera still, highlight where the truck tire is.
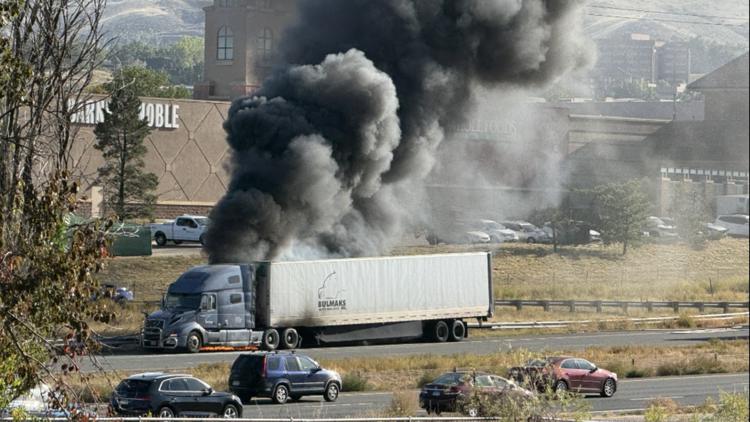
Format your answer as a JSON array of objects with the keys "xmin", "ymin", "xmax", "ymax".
[
  {"xmin": 262, "ymin": 328, "xmax": 280, "ymax": 351},
  {"xmin": 432, "ymin": 320, "xmax": 450, "ymax": 342},
  {"xmin": 449, "ymin": 320, "xmax": 465, "ymax": 342},
  {"xmin": 154, "ymin": 232, "xmax": 167, "ymax": 246},
  {"xmin": 280, "ymin": 328, "xmax": 299, "ymax": 350},
  {"xmin": 186, "ymin": 331, "xmax": 202, "ymax": 353}
]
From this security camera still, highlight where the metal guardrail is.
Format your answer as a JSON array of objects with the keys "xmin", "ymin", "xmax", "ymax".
[
  {"xmin": 0, "ymin": 418, "xmax": 507, "ymax": 422},
  {"xmin": 494, "ymin": 299, "xmax": 750, "ymax": 313}
]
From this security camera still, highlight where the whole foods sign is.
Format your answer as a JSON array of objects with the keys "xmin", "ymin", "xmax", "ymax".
[{"xmin": 69, "ymin": 99, "xmax": 180, "ymax": 129}]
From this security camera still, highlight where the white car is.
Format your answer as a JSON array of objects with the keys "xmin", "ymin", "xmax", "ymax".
[
  {"xmin": 476, "ymin": 219, "xmax": 518, "ymax": 243},
  {"xmin": 501, "ymin": 221, "xmax": 550, "ymax": 243},
  {"xmin": 463, "ymin": 231, "xmax": 491, "ymax": 244},
  {"xmin": 1, "ymin": 384, "xmax": 67, "ymax": 418},
  {"xmin": 645, "ymin": 216, "xmax": 678, "ymax": 238},
  {"xmin": 714, "ymin": 215, "xmax": 749, "ymax": 237}
]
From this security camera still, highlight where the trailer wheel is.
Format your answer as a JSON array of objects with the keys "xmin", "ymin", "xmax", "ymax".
[
  {"xmin": 262, "ymin": 328, "xmax": 280, "ymax": 350},
  {"xmin": 449, "ymin": 320, "xmax": 465, "ymax": 342},
  {"xmin": 280, "ymin": 328, "xmax": 299, "ymax": 350},
  {"xmin": 433, "ymin": 320, "xmax": 450, "ymax": 342}
]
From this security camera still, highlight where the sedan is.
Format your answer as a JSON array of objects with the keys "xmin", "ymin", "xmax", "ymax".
[
  {"xmin": 419, "ymin": 371, "xmax": 533, "ymax": 415},
  {"xmin": 509, "ymin": 356, "xmax": 617, "ymax": 397}
]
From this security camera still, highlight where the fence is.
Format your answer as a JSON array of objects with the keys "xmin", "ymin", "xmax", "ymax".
[
  {"xmin": 494, "ymin": 299, "xmax": 749, "ymax": 313},
  {"xmin": 0, "ymin": 418, "xmax": 508, "ymax": 422}
]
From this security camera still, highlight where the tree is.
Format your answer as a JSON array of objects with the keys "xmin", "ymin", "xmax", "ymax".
[
  {"xmin": 107, "ymin": 36, "xmax": 205, "ymax": 86},
  {"xmin": 94, "ymin": 78, "xmax": 159, "ymax": 220},
  {"xmin": 592, "ymin": 180, "xmax": 651, "ymax": 255},
  {"xmin": 94, "ymin": 65, "xmax": 191, "ymax": 98},
  {"xmin": 1, "ymin": 0, "xmax": 114, "ymax": 410}
]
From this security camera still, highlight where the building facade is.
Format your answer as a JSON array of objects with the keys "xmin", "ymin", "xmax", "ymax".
[
  {"xmin": 194, "ymin": 0, "xmax": 298, "ymax": 100},
  {"xmin": 595, "ymin": 34, "xmax": 692, "ymax": 85}
]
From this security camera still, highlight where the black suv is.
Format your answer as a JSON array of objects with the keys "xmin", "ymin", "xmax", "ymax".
[
  {"xmin": 229, "ymin": 352, "xmax": 342, "ymax": 404},
  {"xmin": 110, "ymin": 372, "xmax": 243, "ymax": 418}
]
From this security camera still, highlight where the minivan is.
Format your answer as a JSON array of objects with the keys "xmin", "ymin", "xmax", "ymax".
[{"xmin": 228, "ymin": 352, "xmax": 342, "ymax": 404}]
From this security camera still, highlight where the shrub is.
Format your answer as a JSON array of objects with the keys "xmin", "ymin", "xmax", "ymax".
[
  {"xmin": 712, "ymin": 391, "xmax": 749, "ymax": 422},
  {"xmin": 341, "ymin": 371, "xmax": 370, "ymax": 392},
  {"xmin": 415, "ymin": 371, "xmax": 440, "ymax": 388},
  {"xmin": 676, "ymin": 313, "xmax": 696, "ymax": 328},
  {"xmin": 644, "ymin": 397, "xmax": 679, "ymax": 422},
  {"xmin": 380, "ymin": 391, "xmax": 419, "ymax": 417}
]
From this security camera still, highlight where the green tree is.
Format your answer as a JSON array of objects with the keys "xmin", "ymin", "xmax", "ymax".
[
  {"xmin": 1, "ymin": 0, "xmax": 114, "ymax": 410},
  {"xmin": 104, "ymin": 65, "xmax": 191, "ymax": 98},
  {"xmin": 108, "ymin": 36, "xmax": 205, "ymax": 86},
  {"xmin": 94, "ymin": 80, "xmax": 159, "ymax": 220},
  {"xmin": 592, "ymin": 180, "xmax": 651, "ymax": 255}
]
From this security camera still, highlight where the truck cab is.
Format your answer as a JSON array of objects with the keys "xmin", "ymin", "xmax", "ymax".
[{"xmin": 142, "ymin": 265, "xmax": 262, "ymax": 352}]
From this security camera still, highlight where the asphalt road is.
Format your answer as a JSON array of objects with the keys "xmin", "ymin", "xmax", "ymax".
[
  {"xmin": 234, "ymin": 373, "xmax": 749, "ymax": 418},
  {"xmin": 83, "ymin": 328, "xmax": 748, "ymax": 373}
]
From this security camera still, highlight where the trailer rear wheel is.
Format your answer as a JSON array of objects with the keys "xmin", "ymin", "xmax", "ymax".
[
  {"xmin": 433, "ymin": 320, "xmax": 449, "ymax": 342},
  {"xmin": 280, "ymin": 328, "xmax": 299, "ymax": 350},
  {"xmin": 449, "ymin": 320, "xmax": 465, "ymax": 341},
  {"xmin": 262, "ymin": 328, "xmax": 280, "ymax": 350}
]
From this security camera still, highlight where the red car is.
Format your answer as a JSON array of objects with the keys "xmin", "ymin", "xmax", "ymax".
[
  {"xmin": 509, "ymin": 356, "xmax": 617, "ymax": 397},
  {"xmin": 419, "ymin": 371, "xmax": 533, "ymax": 414}
]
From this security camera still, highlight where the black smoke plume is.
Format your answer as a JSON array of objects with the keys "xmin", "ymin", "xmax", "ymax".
[{"xmin": 206, "ymin": 0, "xmax": 591, "ymax": 263}]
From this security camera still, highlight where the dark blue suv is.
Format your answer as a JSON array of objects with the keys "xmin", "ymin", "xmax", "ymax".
[{"xmin": 228, "ymin": 352, "xmax": 342, "ymax": 404}]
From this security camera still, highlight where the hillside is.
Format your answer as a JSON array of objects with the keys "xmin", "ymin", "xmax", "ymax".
[{"xmin": 101, "ymin": 0, "xmax": 749, "ymax": 48}]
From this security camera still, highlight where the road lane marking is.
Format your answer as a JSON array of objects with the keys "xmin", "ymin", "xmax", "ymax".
[{"xmin": 629, "ymin": 395, "xmax": 684, "ymax": 401}]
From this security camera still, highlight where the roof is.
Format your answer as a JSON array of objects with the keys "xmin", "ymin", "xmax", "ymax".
[
  {"xmin": 688, "ymin": 53, "xmax": 749, "ymax": 91},
  {"xmin": 126, "ymin": 372, "xmax": 191, "ymax": 381}
]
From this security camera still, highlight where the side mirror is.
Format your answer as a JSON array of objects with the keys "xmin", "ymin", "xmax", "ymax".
[
  {"xmin": 311, "ymin": 367, "xmax": 322, "ymax": 373},
  {"xmin": 202, "ymin": 387, "xmax": 213, "ymax": 396},
  {"xmin": 589, "ymin": 366, "xmax": 597, "ymax": 373}
]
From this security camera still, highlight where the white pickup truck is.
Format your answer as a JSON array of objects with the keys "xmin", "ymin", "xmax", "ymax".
[{"xmin": 150, "ymin": 215, "xmax": 209, "ymax": 246}]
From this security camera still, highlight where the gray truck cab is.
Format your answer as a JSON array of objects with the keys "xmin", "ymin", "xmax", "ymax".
[{"xmin": 142, "ymin": 264, "xmax": 262, "ymax": 352}]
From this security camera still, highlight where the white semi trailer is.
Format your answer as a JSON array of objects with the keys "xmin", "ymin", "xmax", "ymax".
[{"xmin": 142, "ymin": 252, "xmax": 493, "ymax": 353}]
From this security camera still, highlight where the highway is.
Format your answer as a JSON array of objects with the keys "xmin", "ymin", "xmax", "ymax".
[
  {"xmin": 83, "ymin": 327, "xmax": 748, "ymax": 373},
  {"xmin": 233, "ymin": 373, "xmax": 749, "ymax": 418}
]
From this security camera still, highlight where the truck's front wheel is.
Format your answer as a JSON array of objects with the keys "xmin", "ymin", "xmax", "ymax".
[
  {"xmin": 186, "ymin": 331, "xmax": 202, "ymax": 353},
  {"xmin": 262, "ymin": 329, "xmax": 280, "ymax": 350}
]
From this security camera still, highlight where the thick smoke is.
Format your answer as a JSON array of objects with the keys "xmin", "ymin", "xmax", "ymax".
[{"xmin": 206, "ymin": 0, "xmax": 591, "ymax": 263}]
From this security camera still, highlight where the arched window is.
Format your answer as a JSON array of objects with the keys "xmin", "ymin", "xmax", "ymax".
[
  {"xmin": 217, "ymin": 26, "xmax": 234, "ymax": 61},
  {"xmin": 257, "ymin": 27, "xmax": 273, "ymax": 63}
]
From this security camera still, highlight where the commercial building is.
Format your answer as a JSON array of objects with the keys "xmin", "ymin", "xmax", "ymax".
[{"xmin": 595, "ymin": 34, "xmax": 692, "ymax": 84}]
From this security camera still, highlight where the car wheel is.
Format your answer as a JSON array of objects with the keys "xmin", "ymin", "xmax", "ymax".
[
  {"xmin": 158, "ymin": 406, "xmax": 175, "ymax": 418},
  {"xmin": 554, "ymin": 380, "xmax": 568, "ymax": 395},
  {"xmin": 467, "ymin": 407, "xmax": 479, "ymax": 417},
  {"xmin": 601, "ymin": 378, "xmax": 616, "ymax": 397},
  {"xmin": 186, "ymin": 331, "xmax": 202, "ymax": 353},
  {"xmin": 324, "ymin": 382, "xmax": 339, "ymax": 402},
  {"xmin": 273, "ymin": 384, "xmax": 289, "ymax": 404},
  {"xmin": 280, "ymin": 328, "xmax": 299, "ymax": 350},
  {"xmin": 262, "ymin": 328, "xmax": 280, "ymax": 351},
  {"xmin": 433, "ymin": 320, "xmax": 449, "ymax": 342},
  {"xmin": 222, "ymin": 404, "xmax": 239, "ymax": 418},
  {"xmin": 449, "ymin": 320, "xmax": 465, "ymax": 342},
  {"xmin": 154, "ymin": 232, "xmax": 167, "ymax": 246}
]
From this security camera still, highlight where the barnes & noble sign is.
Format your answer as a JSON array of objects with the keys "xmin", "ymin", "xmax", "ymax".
[{"xmin": 69, "ymin": 99, "xmax": 180, "ymax": 129}]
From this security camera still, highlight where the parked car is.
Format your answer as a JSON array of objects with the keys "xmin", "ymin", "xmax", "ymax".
[
  {"xmin": 645, "ymin": 216, "xmax": 678, "ymax": 238},
  {"xmin": 150, "ymin": 215, "xmax": 209, "ymax": 246},
  {"xmin": 1, "ymin": 384, "xmax": 67, "ymax": 419},
  {"xmin": 501, "ymin": 221, "xmax": 550, "ymax": 244},
  {"xmin": 475, "ymin": 220, "xmax": 518, "ymax": 243},
  {"xmin": 419, "ymin": 371, "xmax": 533, "ymax": 415},
  {"xmin": 228, "ymin": 352, "xmax": 342, "ymax": 404},
  {"xmin": 702, "ymin": 222, "xmax": 728, "ymax": 240},
  {"xmin": 426, "ymin": 230, "xmax": 491, "ymax": 245},
  {"xmin": 96, "ymin": 284, "xmax": 134, "ymax": 304},
  {"xmin": 542, "ymin": 221, "xmax": 600, "ymax": 245},
  {"xmin": 509, "ymin": 356, "xmax": 617, "ymax": 397},
  {"xmin": 714, "ymin": 214, "xmax": 749, "ymax": 237},
  {"xmin": 110, "ymin": 372, "xmax": 242, "ymax": 418}
]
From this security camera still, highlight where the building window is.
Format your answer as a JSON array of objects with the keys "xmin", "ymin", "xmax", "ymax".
[
  {"xmin": 257, "ymin": 27, "xmax": 273, "ymax": 63},
  {"xmin": 217, "ymin": 26, "xmax": 233, "ymax": 61}
]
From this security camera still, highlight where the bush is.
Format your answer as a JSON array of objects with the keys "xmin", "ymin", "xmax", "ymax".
[
  {"xmin": 380, "ymin": 391, "xmax": 419, "ymax": 417},
  {"xmin": 341, "ymin": 371, "xmax": 370, "ymax": 392},
  {"xmin": 656, "ymin": 355, "xmax": 726, "ymax": 376},
  {"xmin": 415, "ymin": 371, "xmax": 440, "ymax": 388},
  {"xmin": 676, "ymin": 313, "xmax": 696, "ymax": 328},
  {"xmin": 644, "ymin": 397, "xmax": 679, "ymax": 422},
  {"xmin": 712, "ymin": 391, "xmax": 749, "ymax": 422}
]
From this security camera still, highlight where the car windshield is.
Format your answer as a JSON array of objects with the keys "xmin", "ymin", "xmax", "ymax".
[
  {"xmin": 194, "ymin": 217, "xmax": 209, "ymax": 226},
  {"xmin": 165, "ymin": 293, "xmax": 201, "ymax": 310}
]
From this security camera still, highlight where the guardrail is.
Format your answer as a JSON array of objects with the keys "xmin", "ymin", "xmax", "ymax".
[
  {"xmin": 0, "ymin": 418, "xmax": 510, "ymax": 422},
  {"xmin": 494, "ymin": 299, "xmax": 750, "ymax": 313}
]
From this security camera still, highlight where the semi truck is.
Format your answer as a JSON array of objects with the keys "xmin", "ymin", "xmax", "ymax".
[{"xmin": 141, "ymin": 252, "xmax": 493, "ymax": 353}]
